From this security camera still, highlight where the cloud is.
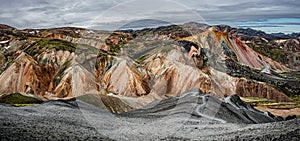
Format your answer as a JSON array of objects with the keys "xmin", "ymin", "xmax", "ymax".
[
  {"xmin": 191, "ymin": 0, "xmax": 300, "ymax": 22},
  {"xmin": 0, "ymin": 0, "xmax": 121, "ymax": 28},
  {"xmin": 0, "ymin": 0, "xmax": 299, "ymax": 33}
]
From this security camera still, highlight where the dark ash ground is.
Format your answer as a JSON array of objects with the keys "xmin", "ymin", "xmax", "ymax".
[{"xmin": 0, "ymin": 92, "xmax": 299, "ymax": 141}]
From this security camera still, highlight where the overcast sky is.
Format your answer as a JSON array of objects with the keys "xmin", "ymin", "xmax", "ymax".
[{"xmin": 0, "ymin": 0, "xmax": 299, "ymax": 33}]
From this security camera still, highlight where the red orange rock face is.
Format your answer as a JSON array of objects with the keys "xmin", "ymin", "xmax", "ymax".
[
  {"xmin": 236, "ymin": 78, "xmax": 290, "ymax": 102},
  {"xmin": 0, "ymin": 26, "xmax": 296, "ymax": 106}
]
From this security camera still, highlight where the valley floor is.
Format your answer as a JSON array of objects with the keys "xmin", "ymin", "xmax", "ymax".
[
  {"xmin": 255, "ymin": 106, "xmax": 300, "ymax": 118},
  {"xmin": 0, "ymin": 100, "xmax": 299, "ymax": 141}
]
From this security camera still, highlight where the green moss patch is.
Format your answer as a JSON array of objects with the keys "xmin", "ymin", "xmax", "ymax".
[
  {"xmin": 135, "ymin": 54, "xmax": 151, "ymax": 64},
  {"xmin": 241, "ymin": 97, "xmax": 270, "ymax": 103},
  {"xmin": 242, "ymin": 96, "xmax": 300, "ymax": 109},
  {"xmin": 24, "ymin": 38, "xmax": 76, "ymax": 56},
  {"xmin": 53, "ymin": 59, "xmax": 72, "ymax": 86},
  {"xmin": 13, "ymin": 103, "xmax": 36, "ymax": 107},
  {"xmin": 246, "ymin": 43, "xmax": 288, "ymax": 64},
  {"xmin": 0, "ymin": 93, "xmax": 43, "ymax": 106},
  {"xmin": 291, "ymin": 95, "xmax": 300, "ymax": 108}
]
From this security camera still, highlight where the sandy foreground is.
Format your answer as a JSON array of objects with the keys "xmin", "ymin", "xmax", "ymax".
[{"xmin": 0, "ymin": 96, "xmax": 299, "ymax": 141}]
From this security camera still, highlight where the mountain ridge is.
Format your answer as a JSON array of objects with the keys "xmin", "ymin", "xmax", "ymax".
[{"xmin": 0, "ymin": 23, "xmax": 299, "ymax": 112}]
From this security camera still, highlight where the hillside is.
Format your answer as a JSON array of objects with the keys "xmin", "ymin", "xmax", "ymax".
[
  {"xmin": 0, "ymin": 23, "xmax": 299, "ymax": 114},
  {"xmin": 1, "ymin": 23, "xmax": 300, "ymax": 141}
]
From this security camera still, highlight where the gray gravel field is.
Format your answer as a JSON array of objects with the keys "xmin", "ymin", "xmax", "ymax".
[{"xmin": 0, "ymin": 92, "xmax": 299, "ymax": 141}]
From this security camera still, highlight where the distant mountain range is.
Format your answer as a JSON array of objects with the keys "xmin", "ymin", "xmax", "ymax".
[{"xmin": 0, "ymin": 22, "xmax": 299, "ymax": 112}]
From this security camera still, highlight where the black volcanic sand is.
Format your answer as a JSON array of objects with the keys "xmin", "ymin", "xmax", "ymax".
[{"xmin": 0, "ymin": 90, "xmax": 300, "ymax": 141}]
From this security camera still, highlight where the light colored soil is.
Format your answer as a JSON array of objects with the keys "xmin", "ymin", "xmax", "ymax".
[{"xmin": 255, "ymin": 106, "xmax": 300, "ymax": 118}]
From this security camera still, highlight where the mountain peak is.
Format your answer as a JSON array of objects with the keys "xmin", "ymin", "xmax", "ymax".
[{"xmin": 0, "ymin": 23, "xmax": 298, "ymax": 104}]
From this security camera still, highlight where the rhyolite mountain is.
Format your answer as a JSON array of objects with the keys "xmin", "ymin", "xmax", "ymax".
[{"xmin": 0, "ymin": 23, "xmax": 299, "ymax": 113}]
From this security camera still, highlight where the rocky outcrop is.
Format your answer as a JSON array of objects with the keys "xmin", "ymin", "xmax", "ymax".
[
  {"xmin": 235, "ymin": 78, "xmax": 290, "ymax": 102},
  {"xmin": 53, "ymin": 65, "xmax": 98, "ymax": 98},
  {"xmin": 181, "ymin": 31, "xmax": 289, "ymax": 71},
  {"xmin": 143, "ymin": 49, "xmax": 211, "ymax": 97},
  {"xmin": 123, "ymin": 89, "xmax": 284, "ymax": 124},
  {"xmin": 0, "ymin": 45, "xmax": 98, "ymax": 98},
  {"xmin": 102, "ymin": 59, "xmax": 150, "ymax": 97},
  {"xmin": 0, "ymin": 52, "xmax": 42, "ymax": 96},
  {"xmin": 179, "ymin": 30, "xmax": 299, "ymax": 101},
  {"xmin": 0, "ymin": 23, "xmax": 298, "ymax": 105},
  {"xmin": 75, "ymin": 94, "xmax": 134, "ymax": 114}
]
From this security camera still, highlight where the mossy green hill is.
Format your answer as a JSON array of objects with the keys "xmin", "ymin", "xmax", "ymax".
[{"xmin": 24, "ymin": 38, "xmax": 76, "ymax": 56}]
